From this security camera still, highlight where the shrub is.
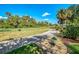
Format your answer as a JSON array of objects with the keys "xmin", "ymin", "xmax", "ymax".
[
  {"xmin": 62, "ymin": 25, "xmax": 79, "ymax": 40},
  {"xmin": 18, "ymin": 29, "xmax": 21, "ymax": 31},
  {"xmin": 50, "ymin": 37, "xmax": 57, "ymax": 46},
  {"xmin": 7, "ymin": 43, "xmax": 43, "ymax": 54},
  {"xmin": 52, "ymin": 37, "xmax": 57, "ymax": 41}
]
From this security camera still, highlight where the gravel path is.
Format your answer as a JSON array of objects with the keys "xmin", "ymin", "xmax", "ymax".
[{"xmin": 0, "ymin": 30, "xmax": 58, "ymax": 54}]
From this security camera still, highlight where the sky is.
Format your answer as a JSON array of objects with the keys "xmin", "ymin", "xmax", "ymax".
[{"xmin": 0, "ymin": 4, "xmax": 71, "ymax": 24}]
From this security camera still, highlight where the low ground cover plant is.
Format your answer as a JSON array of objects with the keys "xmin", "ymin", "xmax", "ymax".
[
  {"xmin": 67, "ymin": 44, "xmax": 79, "ymax": 54},
  {"xmin": 7, "ymin": 43, "xmax": 43, "ymax": 54}
]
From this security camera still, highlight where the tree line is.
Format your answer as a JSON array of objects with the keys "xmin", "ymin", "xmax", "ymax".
[{"xmin": 0, "ymin": 12, "xmax": 53, "ymax": 28}]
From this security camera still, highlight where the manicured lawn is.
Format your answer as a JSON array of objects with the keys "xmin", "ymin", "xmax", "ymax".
[
  {"xmin": 67, "ymin": 43, "xmax": 79, "ymax": 54},
  {"xmin": 0, "ymin": 27, "xmax": 49, "ymax": 41}
]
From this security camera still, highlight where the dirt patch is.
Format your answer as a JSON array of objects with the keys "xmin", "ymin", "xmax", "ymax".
[
  {"xmin": 61, "ymin": 37, "xmax": 79, "ymax": 44},
  {"xmin": 55, "ymin": 33, "xmax": 79, "ymax": 44}
]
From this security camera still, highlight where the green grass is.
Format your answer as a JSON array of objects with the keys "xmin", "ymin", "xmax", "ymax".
[
  {"xmin": 0, "ymin": 27, "xmax": 49, "ymax": 41},
  {"xmin": 0, "ymin": 29, "xmax": 11, "ymax": 32},
  {"xmin": 7, "ymin": 43, "xmax": 43, "ymax": 54},
  {"xmin": 67, "ymin": 43, "xmax": 79, "ymax": 54}
]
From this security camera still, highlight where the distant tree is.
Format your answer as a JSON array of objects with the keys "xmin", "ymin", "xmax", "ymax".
[
  {"xmin": 0, "ymin": 20, "xmax": 4, "ymax": 28},
  {"xmin": 0, "ymin": 12, "xmax": 53, "ymax": 28},
  {"xmin": 29, "ymin": 18, "xmax": 37, "ymax": 27},
  {"xmin": 6, "ymin": 12, "xmax": 12, "ymax": 19},
  {"xmin": 22, "ymin": 16, "xmax": 30, "ymax": 27},
  {"xmin": 12, "ymin": 15, "xmax": 20, "ymax": 28}
]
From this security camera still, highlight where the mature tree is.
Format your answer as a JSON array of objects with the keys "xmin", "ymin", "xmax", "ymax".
[
  {"xmin": 29, "ymin": 18, "xmax": 37, "ymax": 27},
  {"xmin": 12, "ymin": 15, "xmax": 20, "ymax": 28},
  {"xmin": 57, "ymin": 9, "xmax": 73, "ymax": 25},
  {"xmin": 22, "ymin": 16, "xmax": 30, "ymax": 27}
]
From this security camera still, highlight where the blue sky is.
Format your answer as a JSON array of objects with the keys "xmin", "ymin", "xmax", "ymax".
[{"xmin": 0, "ymin": 4, "xmax": 71, "ymax": 24}]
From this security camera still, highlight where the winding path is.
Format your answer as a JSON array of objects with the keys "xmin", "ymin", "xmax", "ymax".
[{"xmin": 0, "ymin": 30, "xmax": 67, "ymax": 54}]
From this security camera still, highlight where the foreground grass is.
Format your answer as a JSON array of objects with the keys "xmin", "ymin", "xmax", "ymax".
[
  {"xmin": 7, "ymin": 43, "xmax": 43, "ymax": 54},
  {"xmin": 67, "ymin": 43, "xmax": 79, "ymax": 54},
  {"xmin": 0, "ymin": 27, "xmax": 49, "ymax": 41}
]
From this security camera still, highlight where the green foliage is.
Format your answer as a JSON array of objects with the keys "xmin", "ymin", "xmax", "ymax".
[
  {"xmin": 57, "ymin": 5, "xmax": 79, "ymax": 40},
  {"xmin": 67, "ymin": 44, "xmax": 79, "ymax": 54},
  {"xmin": 50, "ymin": 37, "xmax": 57, "ymax": 46},
  {"xmin": 0, "ymin": 29, "xmax": 11, "ymax": 32},
  {"xmin": 52, "ymin": 24, "xmax": 61, "ymax": 30},
  {"xmin": 52, "ymin": 37, "xmax": 57, "ymax": 41},
  {"xmin": 57, "ymin": 5, "xmax": 79, "ymax": 25},
  {"xmin": 62, "ymin": 25, "xmax": 79, "ymax": 40},
  {"xmin": 57, "ymin": 9, "xmax": 73, "ymax": 24},
  {"xmin": 0, "ymin": 12, "xmax": 53, "ymax": 28},
  {"xmin": 7, "ymin": 43, "xmax": 43, "ymax": 54}
]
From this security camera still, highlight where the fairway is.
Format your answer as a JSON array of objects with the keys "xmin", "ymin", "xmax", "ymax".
[{"xmin": 0, "ymin": 28, "xmax": 49, "ymax": 41}]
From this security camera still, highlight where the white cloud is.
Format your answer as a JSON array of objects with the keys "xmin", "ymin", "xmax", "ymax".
[
  {"xmin": 42, "ymin": 12, "xmax": 50, "ymax": 17},
  {"xmin": 30, "ymin": 16, "xmax": 32, "ymax": 18},
  {"xmin": 0, "ymin": 16, "xmax": 7, "ymax": 19},
  {"xmin": 19, "ymin": 16, "xmax": 22, "ymax": 17},
  {"xmin": 43, "ymin": 19, "xmax": 49, "ymax": 21}
]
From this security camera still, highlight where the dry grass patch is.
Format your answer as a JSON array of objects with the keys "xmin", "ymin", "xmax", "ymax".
[{"xmin": 0, "ymin": 28, "xmax": 49, "ymax": 41}]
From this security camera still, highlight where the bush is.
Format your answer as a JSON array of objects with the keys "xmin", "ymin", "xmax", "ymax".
[
  {"xmin": 52, "ymin": 37, "xmax": 57, "ymax": 41},
  {"xmin": 62, "ymin": 25, "xmax": 79, "ymax": 40},
  {"xmin": 50, "ymin": 37, "xmax": 57, "ymax": 46},
  {"xmin": 7, "ymin": 43, "xmax": 43, "ymax": 54},
  {"xmin": 18, "ymin": 29, "xmax": 21, "ymax": 31}
]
